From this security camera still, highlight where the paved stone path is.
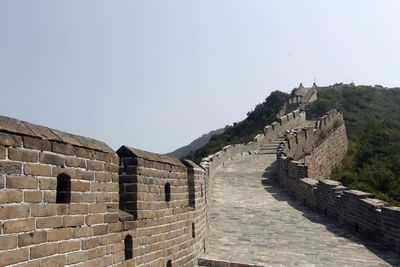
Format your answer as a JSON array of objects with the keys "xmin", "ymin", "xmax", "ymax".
[{"xmin": 203, "ymin": 153, "xmax": 400, "ymax": 267}]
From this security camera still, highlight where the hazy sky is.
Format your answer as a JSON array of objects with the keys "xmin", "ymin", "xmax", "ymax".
[{"xmin": 1, "ymin": 1, "xmax": 400, "ymax": 153}]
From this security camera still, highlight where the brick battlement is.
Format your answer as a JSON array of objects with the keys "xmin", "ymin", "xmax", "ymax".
[
  {"xmin": 275, "ymin": 110, "xmax": 400, "ymax": 253},
  {"xmin": 200, "ymin": 109, "xmax": 307, "ymax": 177},
  {"xmin": 0, "ymin": 115, "xmax": 207, "ymax": 266}
]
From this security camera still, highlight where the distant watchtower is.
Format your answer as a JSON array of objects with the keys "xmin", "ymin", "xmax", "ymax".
[{"xmin": 277, "ymin": 82, "xmax": 318, "ymax": 117}]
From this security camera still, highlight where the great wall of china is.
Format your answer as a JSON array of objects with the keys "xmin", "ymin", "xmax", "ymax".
[{"xmin": 0, "ymin": 83, "xmax": 399, "ymax": 266}]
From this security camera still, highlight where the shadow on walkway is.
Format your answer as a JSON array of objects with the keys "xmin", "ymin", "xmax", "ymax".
[{"xmin": 261, "ymin": 161, "xmax": 400, "ymax": 267}]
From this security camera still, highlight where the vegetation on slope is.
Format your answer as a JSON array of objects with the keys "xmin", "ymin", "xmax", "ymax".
[
  {"xmin": 306, "ymin": 84, "xmax": 400, "ymax": 205},
  {"xmin": 186, "ymin": 91, "xmax": 288, "ymax": 164}
]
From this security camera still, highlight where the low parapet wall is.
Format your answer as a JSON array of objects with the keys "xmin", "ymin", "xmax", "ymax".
[
  {"xmin": 277, "ymin": 165, "xmax": 400, "ymax": 252},
  {"xmin": 276, "ymin": 110, "xmax": 400, "ymax": 253},
  {"xmin": 280, "ymin": 109, "xmax": 347, "ymax": 168}
]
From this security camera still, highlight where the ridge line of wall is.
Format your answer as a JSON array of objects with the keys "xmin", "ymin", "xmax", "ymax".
[{"xmin": 276, "ymin": 110, "xmax": 400, "ymax": 253}]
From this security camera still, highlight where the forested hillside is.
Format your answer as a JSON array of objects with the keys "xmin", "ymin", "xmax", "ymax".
[
  {"xmin": 307, "ymin": 84, "xmax": 400, "ymax": 205},
  {"xmin": 186, "ymin": 91, "xmax": 288, "ymax": 164}
]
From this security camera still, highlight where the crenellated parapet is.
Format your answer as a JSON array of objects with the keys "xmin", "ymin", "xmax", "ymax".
[
  {"xmin": 200, "ymin": 109, "xmax": 307, "ymax": 178},
  {"xmin": 275, "ymin": 110, "xmax": 400, "ymax": 253},
  {"xmin": 279, "ymin": 109, "xmax": 347, "ymax": 168},
  {"xmin": 0, "ymin": 115, "xmax": 208, "ymax": 267}
]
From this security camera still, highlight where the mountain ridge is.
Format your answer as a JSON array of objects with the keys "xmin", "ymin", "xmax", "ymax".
[{"xmin": 167, "ymin": 128, "xmax": 224, "ymax": 159}]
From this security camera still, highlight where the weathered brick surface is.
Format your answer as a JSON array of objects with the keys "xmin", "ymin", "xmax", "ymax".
[
  {"xmin": 65, "ymin": 156, "xmax": 86, "ymax": 168},
  {"xmin": 38, "ymin": 177, "xmax": 56, "ymax": 190},
  {"xmin": 87, "ymin": 160, "xmax": 104, "ymax": 171},
  {"xmin": 0, "ymin": 133, "xmax": 23, "ymax": 147},
  {"xmin": 87, "ymin": 246, "xmax": 107, "ymax": 260},
  {"xmin": 6, "ymin": 175, "xmax": 38, "ymax": 189},
  {"xmin": 48, "ymin": 228, "xmax": 73, "ymax": 241},
  {"xmin": 24, "ymin": 191, "xmax": 43, "ymax": 203},
  {"xmin": 40, "ymin": 255, "xmax": 66, "ymax": 267},
  {"xmin": 51, "ymin": 142, "xmax": 74, "ymax": 155},
  {"xmin": 73, "ymin": 226, "xmax": 93, "ymax": 238},
  {"xmin": 18, "ymin": 231, "xmax": 47, "ymax": 247},
  {"xmin": 68, "ymin": 203, "xmax": 89, "ymax": 215},
  {"xmin": 51, "ymin": 166, "xmax": 75, "ymax": 178},
  {"xmin": 82, "ymin": 237, "xmax": 100, "ymax": 250},
  {"xmin": 95, "ymin": 172, "xmax": 112, "ymax": 182},
  {"xmin": 67, "ymin": 251, "xmax": 88, "ymax": 264},
  {"xmin": 8, "ymin": 148, "xmax": 39, "ymax": 162},
  {"xmin": 0, "ymin": 146, "xmax": 6, "ymax": 159},
  {"xmin": 0, "ymin": 235, "xmax": 18, "ymax": 250},
  {"xmin": 39, "ymin": 152, "xmax": 65, "ymax": 166},
  {"xmin": 85, "ymin": 214, "xmax": 104, "ymax": 225},
  {"xmin": 0, "ymin": 190, "xmax": 23, "ymax": 203},
  {"xmin": 63, "ymin": 215, "xmax": 85, "ymax": 227},
  {"xmin": 0, "ymin": 248, "xmax": 29, "ymax": 266},
  {"xmin": 70, "ymin": 180, "xmax": 90, "ymax": 192},
  {"xmin": 0, "ymin": 161, "xmax": 22, "ymax": 175},
  {"xmin": 76, "ymin": 169, "xmax": 95, "ymax": 180},
  {"xmin": 0, "ymin": 120, "xmax": 207, "ymax": 267},
  {"xmin": 58, "ymin": 240, "xmax": 81, "ymax": 253},
  {"xmin": 30, "ymin": 243, "xmax": 57, "ymax": 259},
  {"xmin": 24, "ymin": 163, "xmax": 51, "ymax": 176},
  {"xmin": 23, "ymin": 136, "xmax": 51, "ymax": 151},
  {"xmin": 3, "ymin": 218, "xmax": 35, "ymax": 233},
  {"xmin": 31, "ymin": 204, "xmax": 58, "ymax": 217},
  {"xmin": 36, "ymin": 216, "xmax": 63, "ymax": 229},
  {"xmin": 0, "ymin": 205, "xmax": 30, "ymax": 219}
]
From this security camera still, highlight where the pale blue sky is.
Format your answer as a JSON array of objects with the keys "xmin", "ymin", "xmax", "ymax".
[{"xmin": 1, "ymin": 1, "xmax": 399, "ymax": 153}]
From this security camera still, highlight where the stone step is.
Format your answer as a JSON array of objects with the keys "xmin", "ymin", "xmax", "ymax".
[
  {"xmin": 261, "ymin": 145, "xmax": 279, "ymax": 149},
  {"xmin": 198, "ymin": 257, "xmax": 267, "ymax": 267},
  {"xmin": 258, "ymin": 151, "xmax": 277, "ymax": 155},
  {"xmin": 260, "ymin": 148, "xmax": 278, "ymax": 152}
]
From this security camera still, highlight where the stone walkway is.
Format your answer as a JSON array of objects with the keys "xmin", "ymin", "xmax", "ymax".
[{"xmin": 203, "ymin": 154, "xmax": 400, "ymax": 267}]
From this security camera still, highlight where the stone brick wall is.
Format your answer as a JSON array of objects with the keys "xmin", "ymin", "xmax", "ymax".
[
  {"xmin": 281, "ymin": 109, "xmax": 346, "ymax": 164},
  {"xmin": 0, "ymin": 116, "xmax": 122, "ymax": 266},
  {"xmin": 315, "ymin": 181, "xmax": 400, "ymax": 252},
  {"xmin": 304, "ymin": 124, "xmax": 348, "ymax": 179},
  {"xmin": 275, "ymin": 111, "xmax": 400, "ymax": 253},
  {"xmin": 117, "ymin": 146, "xmax": 207, "ymax": 267},
  {"xmin": 200, "ymin": 109, "xmax": 307, "ymax": 178},
  {"xmin": 277, "ymin": 161, "xmax": 400, "ymax": 253},
  {"xmin": 0, "ymin": 115, "xmax": 208, "ymax": 267}
]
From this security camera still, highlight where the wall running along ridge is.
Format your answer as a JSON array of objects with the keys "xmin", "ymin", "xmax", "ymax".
[
  {"xmin": 0, "ymin": 115, "xmax": 207, "ymax": 267},
  {"xmin": 200, "ymin": 109, "xmax": 307, "ymax": 177},
  {"xmin": 276, "ymin": 110, "xmax": 400, "ymax": 253}
]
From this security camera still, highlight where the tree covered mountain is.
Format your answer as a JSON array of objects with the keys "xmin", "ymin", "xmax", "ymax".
[
  {"xmin": 186, "ymin": 91, "xmax": 288, "ymax": 164},
  {"xmin": 185, "ymin": 83, "xmax": 400, "ymax": 205},
  {"xmin": 306, "ymin": 84, "xmax": 400, "ymax": 205}
]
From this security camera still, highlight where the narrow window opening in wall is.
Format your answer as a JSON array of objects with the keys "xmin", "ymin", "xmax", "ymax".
[
  {"xmin": 192, "ymin": 222, "xmax": 195, "ymax": 238},
  {"xmin": 56, "ymin": 173, "xmax": 71, "ymax": 204},
  {"xmin": 124, "ymin": 235, "xmax": 133, "ymax": 260},
  {"xmin": 166, "ymin": 260, "xmax": 172, "ymax": 267},
  {"xmin": 324, "ymin": 208, "xmax": 328, "ymax": 217},
  {"xmin": 203, "ymin": 240, "xmax": 206, "ymax": 253},
  {"xmin": 165, "ymin": 183, "xmax": 171, "ymax": 202},
  {"xmin": 188, "ymin": 172, "xmax": 195, "ymax": 208},
  {"xmin": 354, "ymin": 223, "xmax": 359, "ymax": 233},
  {"xmin": 201, "ymin": 183, "xmax": 204, "ymax": 197}
]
